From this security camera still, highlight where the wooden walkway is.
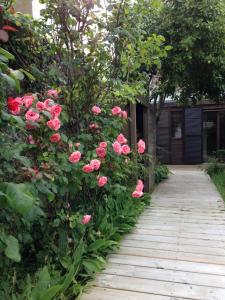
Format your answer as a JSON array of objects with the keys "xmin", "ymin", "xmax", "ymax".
[{"xmin": 81, "ymin": 166, "xmax": 225, "ymax": 300}]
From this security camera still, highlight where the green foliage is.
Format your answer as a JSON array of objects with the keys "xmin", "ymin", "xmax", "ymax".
[
  {"xmin": 154, "ymin": 0, "xmax": 225, "ymax": 103},
  {"xmin": 155, "ymin": 164, "xmax": 169, "ymax": 184}
]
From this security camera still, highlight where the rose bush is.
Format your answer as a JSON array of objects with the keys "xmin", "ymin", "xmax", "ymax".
[{"xmin": 0, "ymin": 91, "xmax": 149, "ymax": 299}]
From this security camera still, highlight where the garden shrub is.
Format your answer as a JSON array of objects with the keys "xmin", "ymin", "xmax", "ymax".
[
  {"xmin": 0, "ymin": 89, "xmax": 149, "ymax": 299},
  {"xmin": 155, "ymin": 164, "xmax": 169, "ymax": 184}
]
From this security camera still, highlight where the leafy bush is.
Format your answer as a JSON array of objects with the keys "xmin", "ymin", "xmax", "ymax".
[
  {"xmin": 0, "ymin": 89, "xmax": 149, "ymax": 299},
  {"xmin": 155, "ymin": 164, "xmax": 169, "ymax": 184}
]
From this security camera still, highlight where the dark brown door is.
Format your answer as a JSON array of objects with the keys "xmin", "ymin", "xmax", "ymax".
[{"xmin": 184, "ymin": 108, "xmax": 203, "ymax": 164}]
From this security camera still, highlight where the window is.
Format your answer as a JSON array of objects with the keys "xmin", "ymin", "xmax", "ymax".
[{"xmin": 171, "ymin": 111, "xmax": 182, "ymax": 139}]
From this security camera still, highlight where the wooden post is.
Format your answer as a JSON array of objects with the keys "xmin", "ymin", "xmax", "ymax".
[
  {"xmin": 129, "ymin": 103, "xmax": 137, "ymax": 147},
  {"xmin": 143, "ymin": 106, "xmax": 156, "ymax": 192}
]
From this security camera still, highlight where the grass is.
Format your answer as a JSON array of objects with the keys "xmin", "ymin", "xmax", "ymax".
[{"xmin": 211, "ymin": 170, "xmax": 225, "ymax": 201}]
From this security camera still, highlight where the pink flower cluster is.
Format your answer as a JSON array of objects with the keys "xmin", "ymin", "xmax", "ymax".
[
  {"xmin": 137, "ymin": 139, "xmax": 146, "ymax": 154},
  {"xmin": 111, "ymin": 106, "xmax": 127, "ymax": 119},
  {"xmin": 132, "ymin": 179, "xmax": 144, "ymax": 198},
  {"xmin": 113, "ymin": 134, "xmax": 130, "ymax": 155},
  {"xmin": 96, "ymin": 141, "xmax": 107, "ymax": 159}
]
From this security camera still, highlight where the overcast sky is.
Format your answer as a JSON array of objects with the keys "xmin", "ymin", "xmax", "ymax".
[{"xmin": 32, "ymin": 0, "xmax": 45, "ymax": 19}]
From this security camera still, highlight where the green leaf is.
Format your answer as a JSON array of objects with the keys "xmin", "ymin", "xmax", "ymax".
[
  {"xmin": 5, "ymin": 183, "xmax": 36, "ymax": 215},
  {"xmin": 0, "ymin": 47, "xmax": 14, "ymax": 60},
  {"xmin": 19, "ymin": 68, "xmax": 36, "ymax": 81},
  {"xmin": 41, "ymin": 285, "xmax": 62, "ymax": 300},
  {"xmin": 4, "ymin": 235, "xmax": 21, "ymax": 262},
  {"xmin": 88, "ymin": 239, "xmax": 117, "ymax": 252}
]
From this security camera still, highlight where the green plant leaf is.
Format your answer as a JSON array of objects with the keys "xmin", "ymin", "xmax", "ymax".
[
  {"xmin": 41, "ymin": 285, "xmax": 62, "ymax": 300},
  {"xmin": 4, "ymin": 235, "xmax": 21, "ymax": 262},
  {"xmin": 0, "ymin": 47, "xmax": 14, "ymax": 60},
  {"xmin": 5, "ymin": 183, "xmax": 36, "ymax": 215}
]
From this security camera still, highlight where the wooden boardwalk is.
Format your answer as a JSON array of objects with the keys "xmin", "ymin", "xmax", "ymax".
[{"xmin": 81, "ymin": 166, "xmax": 225, "ymax": 300}]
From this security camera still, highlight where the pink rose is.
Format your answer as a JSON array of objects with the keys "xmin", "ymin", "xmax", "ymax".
[
  {"xmin": 112, "ymin": 141, "xmax": 122, "ymax": 155},
  {"xmin": 96, "ymin": 147, "xmax": 106, "ymax": 158},
  {"xmin": 90, "ymin": 159, "xmax": 101, "ymax": 171},
  {"xmin": 68, "ymin": 143, "xmax": 73, "ymax": 149},
  {"xmin": 136, "ymin": 179, "xmax": 144, "ymax": 192},
  {"xmin": 36, "ymin": 101, "xmax": 45, "ymax": 111},
  {"xmin": 89, "ymin": 123, "xmax": 99, "ymax": 129},
  {"xmin": 47, "ymin": 89, "xmax": 58, "ymax": 98},
  {"xmin": 111, "ymin": 106, "xmax": 122, "ymax": 115},
  {"xmin": 98, "ymin": 176, "xmax": 108, "ymax": 187},
  {"xmin": 81, "ymin": 214, "xmax": 91, "ymax": 224},
  {"xmin": 91, "ymin": 105, "xmax": 101, "ymax": 115},
  {"xmin": 28, "ymin": 135, "xmax": 35, "ymax": 145},
  {"xmin": 69, "ymin": 151, "xmax": 81, "ymax": 164},
  {"xmin": 25, "ymin": 110, "xmax": 40, "ymax": 122},
  {"xmin": 50, "ymin": 104, "xmax": 62, "ymax": 119},
  {"xmin": 99, "ymin": 141, "xmax": 107, "ymax": 148},
  {"xmin": 116, "ymin": 133, "xmax": 127, "ymax": 144},
  {"xmin": 7, "ymin": 97, "xmax": 22, "ymax": 115},
  {"xmin": 122, "ymin": 111, "xmax": 128, "ymax": 119},
  {"xmin": 26, "ymin": 122, "xmax": 35, "ymax": 130},
  {"xmin": 132, "ymin": 190, "xmax": 144, "ymax": 198},
  {"xmin": 47, "ymin": 118, "xmax": 61, "ymax": 130},
  {"xmin": 50, "ymin": 133, "xmax": 61, "ymax": 143},
  {"xmin": 137, "ymin": 139, "xmax": 146, "ymax": 154},
  {"xmin": 22, "ymin": 95, "xmax": 34, "ymax": 108},
  {"xmin": 121, "ymin": 144, "xmax": 131, "ymax": 155},
  {"xmin": 44, "ymin": 99, "xmax": 54, "ymax": 111},
  {"xmin": 75, "ymin": 143, "xmax": 81, "ymax": 147},
  {"xmin": 82, "ymin": 164, "xmax": 94, "ymax": 173}
]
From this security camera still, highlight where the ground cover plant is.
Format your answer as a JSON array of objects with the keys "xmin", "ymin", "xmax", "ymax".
[
  {"xmin": 0, "ymin": 0, "xmax": 171, "ymax": 298},
  {"xmin": 206, "ymin": 153, "xmax": 225, "ymax": 202}
]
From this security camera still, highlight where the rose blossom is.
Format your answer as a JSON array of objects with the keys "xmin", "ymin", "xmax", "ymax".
[
  {"xmin": 90, "ymin": 159, "xmax": 101, "ymax": 171},
  {"xmin": 47, "ymin": 118, "xmax": 61, "ymax": 130},
  {"xmin": 28, "ymin": 135, "xmax": 35, "ymax": 145},
  {"xmin": 96, "ymin": 147, "xmax": 106, "ymax": 158},
  {"xmin": 44, "ymin": 99, "xmax": 54, "ymax": 111},
  {"xmin": 81, "ymin": 215, "xmax": 92, "ymax": 224},
  {"xmin": 116, "ymin": 133, "xmax": 127, "ymax": 144},
  {"xmin": 136, "ymin": 179, "xmax": 144, "ymax": 192},
  {"xmin": 132, "ymin": 190, "xmax": 144, "ymax": 198},
  {"xmin": 22, "ymin": 95, "xmax": 34, "ymax": 108},
  {"xmin": 25, "ymin": 110, "xmax": 40, "ymax": 122},
  {"xmin": 89, "ymin": 123, "xmax": 99, "ymax": 129},
  {"xmin": 82, "ymin": 164, "xmax": 94, "ymax": 173},
  {"xmin": 36, "ymin": 101, "xmax": 45, "ymax": 111},
  {"xmin": 69, "ymin": 151, "xmax": 81, "ymax": 164},
  {"xmin": 111, "ymin": 106, "xmax": 122, "ymax": 115},
  {"xmin": 99, "ymin": 141, "xmax": 107, "ymax": 148},
  {"xmin": 122, "ymin": 110, "xmax": 128, "ymax": 119},
  {"xmin": 112, "ymin": 141, "xmax": 122, "ymax": 155},
  {"xmin": 50, "ymin": 133, "xmax": 61, "ymax": 143},
  {"xmin": 98, "ymin": 176, "xmax": 108, "ymax": 187},
  {"xmin": 47, "ymin": 89, "xmax": 58, "ymax": 98},
  {"xmin": 50, "ymin": 104, "xmax": 62, "ymax": 119},
  {"xmin": 91, "ymin": 105, "xmax": 101, "ymax": 115},
  {"xmin": 75, "ymin": 143, "xmax": 81, "ymax": 147},
  {"xmin": 137, "ymin": 139, "xmax": 146, "ymax": 154},
  {"xmin": 7, "ymin": 97, "xmax": 22, "ymax": 115},
  {"xmin": 121, "ymin": 144, "xmax": 131, "ymax": 155}
]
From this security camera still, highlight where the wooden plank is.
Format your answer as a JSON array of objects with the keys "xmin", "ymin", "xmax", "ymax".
[
  {"xmin": 95, "ymin": 274, "xmax": 225, "ymax": 300},
  {"xmin": 81, "ymin": 287, "xmax": 183, "ymax": 300},
  {"xmin": 103, "ymin": 263, "xmax": 225, "ymax": 288},
  {"xmin": 124, "ymin": 234, "xmax": 225, "ymax": 248},
  {"xmin": 122, "ymin": 239, "xmax": 225, "ymax": 256},
  {"xmin": 118, "ymin": 246, "xmax": 225, "ymax": 265},
  {"xmin": 132, "ymin": 228, "xmax": 225, "ymax": 242},
  {"xmin": 109, "ymin": 254, "xmax": 225, "ymax": 276}
]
